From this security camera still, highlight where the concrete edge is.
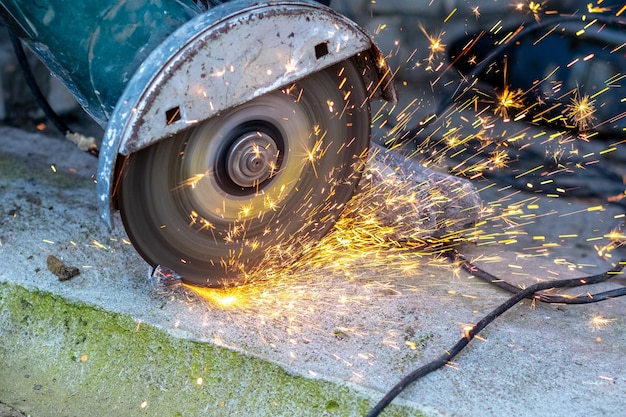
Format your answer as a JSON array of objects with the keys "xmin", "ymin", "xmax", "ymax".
[{"xmin": 0, "ymin": 282, "xmax": 428, "ymax": 417}]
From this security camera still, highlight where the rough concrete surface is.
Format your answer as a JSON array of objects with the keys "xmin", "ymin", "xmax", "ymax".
[
  {"xmin": 2, "ymin": 0, "xmax": 626, "ymax": 416},
  {"xmin": 1, "ymin": 117, "xmax": 625, "ymax": 417}
]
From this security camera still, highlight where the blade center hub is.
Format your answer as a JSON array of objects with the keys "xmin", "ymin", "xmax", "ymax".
[{"xmin": 226, "ymin": 131, "xmax": 279, "ymax": 188}]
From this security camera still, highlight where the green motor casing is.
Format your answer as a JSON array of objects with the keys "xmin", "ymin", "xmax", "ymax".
[{"xmin": 0, "ymin": 0, "xmax": 202, "ymax": 125}]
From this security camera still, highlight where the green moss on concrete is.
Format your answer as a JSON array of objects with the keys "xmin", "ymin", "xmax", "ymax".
[
  {"xmin": 0, "ymin": 283, "xmax": 426, "ymax": 417},
  {"xmin": 0, "ymin": 152, "xmax": 86, "ymax": 188}
]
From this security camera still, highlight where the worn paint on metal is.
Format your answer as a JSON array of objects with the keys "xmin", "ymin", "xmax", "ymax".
[{"xmin": 97, "ymin": 0, "xmax": 396, "ymax": 227}]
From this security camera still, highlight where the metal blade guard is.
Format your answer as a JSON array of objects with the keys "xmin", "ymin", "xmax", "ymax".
[{"xmin": 0, "ymin": 0, "xmax": 396, "ymax": 286}]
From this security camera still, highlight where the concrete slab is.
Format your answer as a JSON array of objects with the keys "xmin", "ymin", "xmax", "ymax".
[
  {"xmin": 1, "ymin": 2, "xmax": 625, "ymax": 415},
  {"xmin": 1, "ymin": 120, "xmax": 625, "ymax": 417}
]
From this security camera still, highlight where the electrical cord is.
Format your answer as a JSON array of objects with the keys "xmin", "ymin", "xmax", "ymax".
[
  {"xmin": 446, "ymin": 249, "xmax": 626, "ymax": 304},
  {"xmin": 9, "ymin": 33, "xmax": 99, "ymax": 158},
  {"xmin": 365, "ymin": 254, "xmax": 626, "ymax": 417}
]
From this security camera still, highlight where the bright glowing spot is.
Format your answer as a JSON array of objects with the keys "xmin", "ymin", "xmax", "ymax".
[
  {"xmin": 565, "ymin": 93, "xmax": 596, "ymax": 132},
  {"xmin": 494, "ymin": 86, "xmax": 525, "ymax": 120},
  {"xmin": 489, "ymin": 150, "xmax": 510, "ymax": 169},
  {"xmin": 185, "ymin": 285, "xmax": 246, "ymax": 309},
  {"xmin": 419, "ymin": 23, "xmax": 446, "ymax": 64},
  {"xmin": 285, "ymin": 59, "xmax": 298, "ymax": 73},
  {"xmin": 589, "ymin": 315, "xmax": 617, "ymax": 331}
]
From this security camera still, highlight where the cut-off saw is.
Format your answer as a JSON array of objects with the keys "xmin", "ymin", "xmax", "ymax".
[{"xmin": 0, "ymin": 0, "xmax": 397, "ymax": 286}]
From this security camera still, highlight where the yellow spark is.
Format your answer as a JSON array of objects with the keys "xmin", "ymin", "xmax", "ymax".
[
  {"xmin": 589, "ymin": 315, "xmax": 617, "ymax": 331},
  {"xmin": 302, "ymin": 134, "xmax": 330, "ymax": 179},
  {"xmin": 472, "ymin": 6, "xmax": 481, "ymax": 19},
  {"xmin": 285, "ymin": 58, "xmax": 298, "ymax": 73},
  {"xmin": 514, "ymin": 1, "xmax": 544, "ymax": 21},
  {"xmin": 174, "ymin": 172, "xmax": 208, "ymax": 191},
  {"xmin": 606, "ymin": 229, "xmax": 626, "ymax": 243},
  {"xmin": 528, "ymin": 1, "xmax": 542, "ymax": 14},
  {"xmin": 587, "ymin": 3, "xmax": 611, "ymax": 13},
  {"xmin": 92, "ymin": 240, "xmax": 108, "ymax": 250},
  {"xmin": 444, "ymin": 8, "xmax": 457, "ymax": 23},
  {"xmin": 189, "ymin": 210, "xmax": 199, "ymax": 226},
  {"xmin": 565, "ymin": 92, "xmax": 596, "ymax": 132},
  {"xmin": 419, "ymin": 23, "xmax": 446, "ymax": 64},
  {"xmin": 238, "ymin": 203, "xmax": 254, "ymax": 219},
  {"xmin": 489, "ymin": 149, "xmax": 510, "ymax": 169},
  {"xmin": 494, "ymin": 86, "xmax": 525, "ymax": 120},
  {"xmin": 199, "ymin": 218, "xmax": 215, "ymax": 232}
]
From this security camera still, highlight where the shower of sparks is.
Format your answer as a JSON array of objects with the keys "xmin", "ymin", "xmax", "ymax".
[
  {"xmin": 565, "ymin": 93, "xmax": 596, "ymax": 133},
  {"xmin": 181, "ymin": 144, "xmax": 482, "ymax": 314},
  {"xmin": 168, "ymin": 2, "xmax": 625, "ymax": 341}
]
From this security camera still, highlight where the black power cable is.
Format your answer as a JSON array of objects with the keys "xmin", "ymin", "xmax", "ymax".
[
  {"xmin": 448, "ymin": 250, "xmax": 626, "ymax": 304},
  {"xmin": 365, "ymin": 256, "xmax": 626, "ymax": 417}
]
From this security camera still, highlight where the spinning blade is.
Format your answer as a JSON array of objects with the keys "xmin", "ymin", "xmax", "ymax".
[{"xmin": 118, "ymin": 59, "xmax": 370, "ymax": 286}]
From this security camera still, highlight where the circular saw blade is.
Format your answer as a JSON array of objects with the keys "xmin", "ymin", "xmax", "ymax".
[{"xmin": 118, "ymin": 59, "xmax": 370, "ymax": 287}]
